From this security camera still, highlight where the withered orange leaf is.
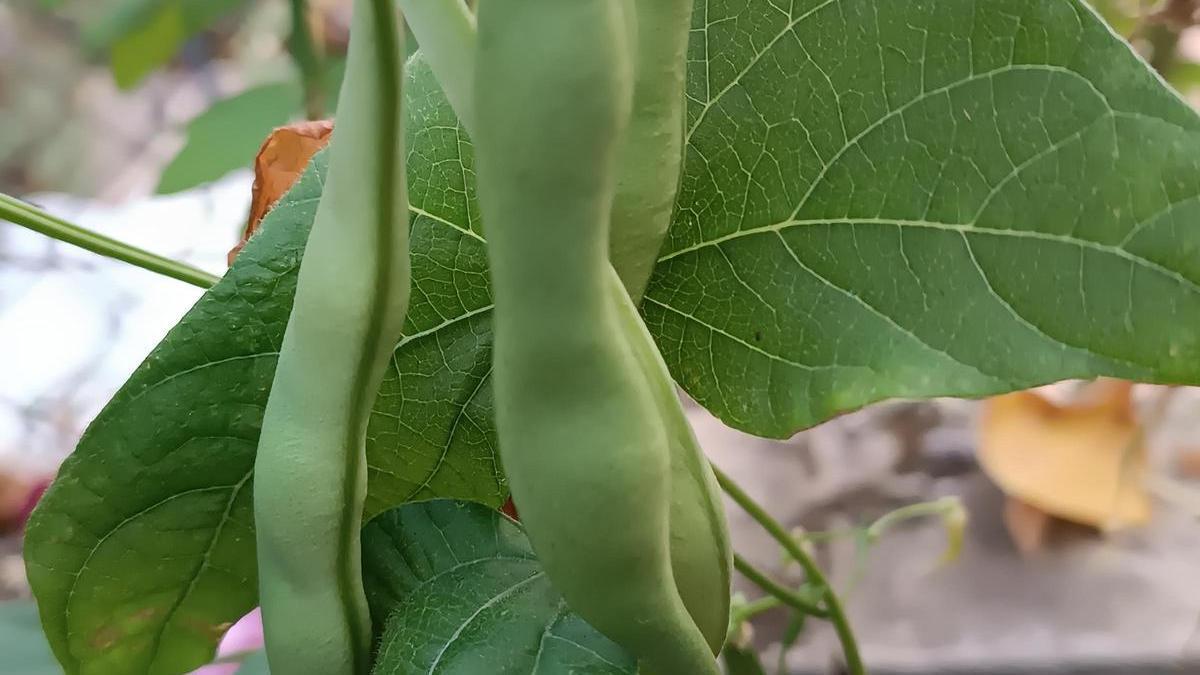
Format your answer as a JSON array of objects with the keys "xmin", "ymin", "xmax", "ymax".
[{"xmin": 229, "ymin": 120, "xmax": 334, "ymax": 266}]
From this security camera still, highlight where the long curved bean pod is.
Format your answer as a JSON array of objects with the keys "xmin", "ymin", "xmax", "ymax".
[
  {"xmin": 610, "ymin": 0, "xmax": 695, "ymax": 301},
  {"xmin": 609, "ymin": 2, "xmax": 733, "ymax": 648},
  {"xmin": 473, "ymin": 1, "xmax": 719, "ymax": 673},
  {"xmin": 252, "ymin": 2, "xmax": 409, "ymax": 674},
  {"xmin": 607, "ymin": 266, "xmax": 732, "ymax": 655}
]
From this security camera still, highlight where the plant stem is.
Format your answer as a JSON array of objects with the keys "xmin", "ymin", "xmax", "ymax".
[
  {"xmin": 712, "ymin": 463, "xmax": 866, "ymax": 675},
  {"xmin": 288, "ymin": 0, "xmax": 327, "ymax": 119},
  {"xmin": 398, "ymin": 0, "xmax": 477, "ymax": 132},
  {"xmin": 866, "ymin": 497, "xmax": 960, "ymax": 542},
  {"xmin": 733, "ymin": 553, "xmax": 828, "ymax": 618},
  {"xmin": 730, "ymin": 595, "xmax": 783, "ymax": 626},
  {"xmin": 0, "ymin": 193, "xmax": 219, "ymax": 289}
]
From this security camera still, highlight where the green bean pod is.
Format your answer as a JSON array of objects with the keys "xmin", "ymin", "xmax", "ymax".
[
  {"xmin": 607, "ymin": 266, "xmax": 732, "ymax": 655},
  {"xmin": 252, "ymin": 2, "xmax": 408, "ymax": 674},
  {"xmin": 403, "ymin": 0, "xmax": 729, "ymax": 655},
  {"xmin": 610, "ymin": 0, "xmax": 733, "ymax": 654},
  {"xmin": 610, "ymin": 0, "xmax": 694, "ymax": 301},
  {"xmin": 474, "ymin": 1, "xmax": 718, "ymax": 674}
]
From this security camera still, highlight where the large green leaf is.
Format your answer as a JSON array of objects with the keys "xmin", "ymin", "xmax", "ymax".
[
  {"xmin": 363, "ymin": 501, "xmax": 636, "ymax": 675},
  {"xmin": 23, "ymin": 56, "xmax": 502, "ymax": 675},
  {"xmin": 642, "ymin": 0, "xmax": 1200, "ymax": 437}
]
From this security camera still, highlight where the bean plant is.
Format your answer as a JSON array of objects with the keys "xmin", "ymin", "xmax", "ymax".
[{"xmin": 5, "ymin": 0, "xmax": 1200, "ymax": 673}]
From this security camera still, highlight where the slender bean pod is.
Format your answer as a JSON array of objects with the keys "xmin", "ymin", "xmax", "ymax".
[
  {"xmin": 612, "ymin": 0, "xmax": 733, "ymax": 653},
  {"xmin": 396, "ymin": 0, "xmax": 476, "ymax": 132},
  {"xmin": 608, "ymin": 265, "xmax": 733, "ymax": 655},
  {"xmin": 399, "ymin": 5, "xmax": 733, "ymax": 653},
  {"xmin": 474, "ymin": 1, "xmax": 719, "ymax": 673},
  {"xmin": 610, "ymin": 0, "xmax": 695, "ymax": 301},
  {"xmin": 253, "ymin": 2, "xmax": 409, "ymax": 674}
]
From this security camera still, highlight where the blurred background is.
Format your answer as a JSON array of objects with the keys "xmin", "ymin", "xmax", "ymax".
[{"xmin": 1, "ymin": 0, "xmax": 1199, "ymax": 673}]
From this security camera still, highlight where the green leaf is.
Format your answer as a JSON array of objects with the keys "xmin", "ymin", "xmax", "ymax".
[
  {"xmin": 157, "ymin": 58, "xmax": 349, "ymax": 195},
  {"xmin": 642, "ymin": 0, "xmax": 1200, "ymax": 437},
  {"xmin": 97, "ymin": 0, "xmax": 248, "ymax": 89},
  {"xmin": 23, "ymin": 55, "xmax": 502, "ymax": 675},
  {"xmin": 29, "ymin": 2, "xmax": 1200, "ymax": 672},
  {"xmin": 722, "ymin": 644, "xmax": 767, "ymax": 675},
  {"xmin": 0, "ymin": 601, "xmax": 60, "ymax": 674},
  {"xmin": 157, "ymin": 83, "xmax": 302, "ymax": 194},
  {"xmin": 108, "ymin": 1, "xmax": 186, "ymax": 89},
  {"xmin": 363, "ymin": 501, "xmax": 636, "ymax": 675}
]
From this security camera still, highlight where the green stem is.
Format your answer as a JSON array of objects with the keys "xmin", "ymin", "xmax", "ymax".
[
  {"xmin": 866, "ymin": 497, "xmax": 960, "ymax": 542},
  {"xmin": 729, "ymin": 595, "xmax": 782, "ymax": 626},
  {"xmin": 397, "ymin": 0, "xmax": 477, "ymax": 132},
  {"xmin": 733, "ymin": 553, "xmax": 828, "ymax": 618},
  {"xmin": 0, "ymin": 193, "xmax": 219, "ymax": 289},
  {"xmin": 288, "ymin": 0, "xmax": 327, "ymax": 119},
  {"xmin": 712, "ymin": 464, "xmax": 866, "ymax": 675}
]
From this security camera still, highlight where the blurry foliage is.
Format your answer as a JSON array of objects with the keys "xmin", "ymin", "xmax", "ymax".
[
  {"xmin": 156, "ymin": 82, "xmax": 302, "ymax": 194},
  {"xmin": 28, "ymin": 0, "xmax": 252, "ymax": 75},
  {"xmin": 155, "ymin": 56, "xmax": 346, "ymax": 195},
  {"xmin": 1, "ymin": 0, "xmax": 1195, "ymax": 200},
  {"xmin": 0, "ymin": 1, "xmax": 1195, "ymax": 198},
  {"xmin": 4, "ymin": 0, "xmax": 421, "ymax": 197},
  {"xmin": 1091, "ymin": 1, "xmax": 1200, "ymax": 92},
  {"xmin": 0, "ymin": 1, "xmax": 336, "ymax": 196},
  {"xmin": 101, "ymin": 0, "xmax": 252, "ymax": 90}
]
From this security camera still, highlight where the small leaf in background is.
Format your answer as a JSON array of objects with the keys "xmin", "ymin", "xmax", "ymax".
[
  {"xmin": 235, "ymin": 120, "xmax": 334, "ymax": 264},
  {"xmin": 363, "ymin": 501, "xmax": 636, "ymax": 675},
  {"xmin": 108, "ymin": 0, "xmax": 185, "ymax": 89},
  {"xmin": 158, "ymin": 83, "xmax": 303, "ymax": 196},
  {"xmin": 95, "ymin": 0, "xmax": 249, "ymax": 89},
  {"xmin": 980, "ymin": 379, "xmax": 1151, "ymax": 544}
]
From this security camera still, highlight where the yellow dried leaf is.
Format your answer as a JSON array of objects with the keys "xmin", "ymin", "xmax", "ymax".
[{"xmin": 979, "ymin": 379, "xmax": 1150, "ymax": 532}]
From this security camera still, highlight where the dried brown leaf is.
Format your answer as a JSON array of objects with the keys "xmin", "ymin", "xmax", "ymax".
[{"xmin": 229, "ymin": 120, "xmax": 334, "ymax": 265}]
